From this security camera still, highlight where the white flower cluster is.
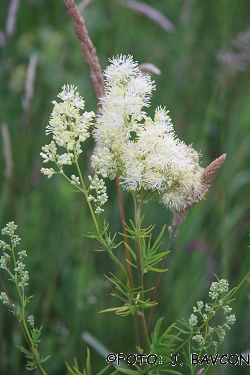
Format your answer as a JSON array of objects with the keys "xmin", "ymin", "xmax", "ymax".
[
  {"xmin": 92, "ymin": 55, "xmax": 205, "ymax": 211},
  {"xmin": 41, "ymin": 85, "xmax": 95, "ymax": 177}
]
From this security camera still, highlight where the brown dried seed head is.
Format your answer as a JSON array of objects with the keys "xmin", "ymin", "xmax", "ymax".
[
  {"xmin": 201, "ymin": 154, "xmax": 226, "ymax": 185},
  {"xmin": 171, "ymin": 154, "xmax": 226, "ymax": 228},
  {"xmin": 65, "ymin": 0, "xmax": 104, "ymax": 100}
]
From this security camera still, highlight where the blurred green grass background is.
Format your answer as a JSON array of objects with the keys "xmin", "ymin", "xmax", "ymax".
[{"xmin": 0, "ymin": 0, "xmax": 250, "ymax": 374}]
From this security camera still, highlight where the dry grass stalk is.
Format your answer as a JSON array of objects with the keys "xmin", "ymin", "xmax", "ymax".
[
  {"xmin": 78, "ymin": 0, "xmax": 92, "ymax": 14},
  {"xmin": 180, "ymin": 0, "xmax": 197, "ymax": 25},
  {"xmin": 201, "ymin": 153, "xmax": 226, "ymax": 185},
  {"xmin": 217, "ymin": 28, "xmax": 250, "ymax": 78},
  {"xmin": 1, "ymin": 123, "xmax": 13, "ymax": 181},
  {"xmin": 6, "ymin": 0, "xmax": 20, "ymax": 37},
  {"xmin": 138, "ymin": 62, "xmax": 161, "ymax": 76},
  {"xmin": 65, "ymin": 0, "xmax": 104, "ymax": 100},
  {"xmin": 172, "ymin": 154, "xmax": 226, "ymax": 230},
  {"xmin": 0, "ymin": 31, "xmax": 6, "ymax": 48},
  {"xmin": 22, "ymin": 54, "xmax": 38, "ymax": 111},
  {"xmin": 123, "ymin": 1, "xmax": 175, "ymax": 32}
]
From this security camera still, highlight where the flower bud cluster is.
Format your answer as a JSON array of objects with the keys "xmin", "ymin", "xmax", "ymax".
[
  {"xmin": 87, "ymin": 175, "xmax": 108, "ymax": 214},
  {"xmin": 0, "ymin": 292, "xmax": 9, "ymax": 304},
  {"xmin": 187, "ymin": 278, "xmax": 236, "ymax": 349},
  {"xmin": 70, "ymin": 174, "xmax": 81, "ymax": 186},
  {"xmin": 192, "ymin": 334, "xmax": 206, "ymax": 347},
  {"xmin": 1, "ymin": 221, "xmax": 21, "ymax": 247},
  {"xmin": 189, "ymin": 313, "xmax": 198, "ymax": 326},
  {"xmin": 208, "ymin": 279, "xmax": 229, "ymax": 299},
  {"xmin": 27, "ymin": 315, "xmax": 35, "ymax": 327},
  {"xmin": 0, "ymin": 222, "xmax": 29, "ymax": 291}
]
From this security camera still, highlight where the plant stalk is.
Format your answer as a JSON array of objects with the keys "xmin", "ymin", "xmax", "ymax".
[{"xmin": 133, "ymin": 193, "xmax": 149, "ymax": 353}]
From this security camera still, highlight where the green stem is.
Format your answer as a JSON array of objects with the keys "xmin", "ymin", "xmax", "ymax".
[
  {"xmin": 74, "ymin": 158, "xmax": 129, "ymax": 282},
  {"xmin": 75, "ymin": 149, "xmax": 147, "ymax": 348},
  {"xmin": 115, "ymin": 176, "xmax": 141, "ymax": 348},
  {"xmin": 102, "ymin": 237, "xmax": 129, "ymax": 280},
  {"xmin": 11, "ymin": 245, "xmax": 33, "ymax": 346},
  {"xmin": 132, "ymin": 192, "xmax": 149, "ymax": 354},
  {"xmin": 115, "ymin": 175, "xmax": 135, "ymax": 287},
  {"xmin": 74, "ymin": 158, "xmax": 100, "ymax": 232},
  {"xmin": 146, "ymin": 223, "xmax": 178, "ymax": 331}
]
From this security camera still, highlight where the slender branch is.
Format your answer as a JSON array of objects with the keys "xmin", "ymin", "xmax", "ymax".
[
  {"xmin": 10, "ymin": 244, "xmax": 34, "ymax": 347},
  {"xmin": 75, "ymin": 157, "xmax": 129, "ymax": 280},
  {"xmin": 74, "ymin": 156, "xmax": 100, "ymax": 232},
  {"xmin": 132, "ymin": 193, "xmax": 149, "ymax": 353},
  {"xmin": 1, "ymin": 122, "xmax": 13, "ymax": 180},
  {"xmin": 116, "ymin": 175, "xmax": 134, "ymax": 288},
  {"xmin": 115, "ymin": 176, "xmax": 141, "ymax": 347},
  {"xmin": 134, "ymin": 198, "xmax": 144, "ymax": 292},
  {"xmin": 137, "ymin": 309, "xmax": 149, "ymax": 354},
  {"xmin": 0, "ymin": 277, "xmax": 47, "ymax": 375}
]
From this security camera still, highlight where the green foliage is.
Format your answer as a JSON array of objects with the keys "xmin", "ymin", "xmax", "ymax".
[
  {"xmin": 124, "ymin": 220, "xmax": 169, "ymax": 273},
  {"xmin": 66, "ymin": 353, "xmax": 111, "ymax": 375},
  {"xmin": 17, "ymin": 344, "xmax": 50, "ymax": 372},
  {"xmin": 100, "ymin": 273, "xmax": 157, "ymax": 316}
]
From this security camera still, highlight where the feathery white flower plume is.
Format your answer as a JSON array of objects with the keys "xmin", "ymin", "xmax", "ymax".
[{"xmin": 92, "ymin": 55, "xmax": 206, "ymax": 211}]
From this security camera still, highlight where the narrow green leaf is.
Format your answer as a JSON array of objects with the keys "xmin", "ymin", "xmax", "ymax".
[{"xmin": 86, "ymin": 348, "xmax": 91, "ymax": 375}]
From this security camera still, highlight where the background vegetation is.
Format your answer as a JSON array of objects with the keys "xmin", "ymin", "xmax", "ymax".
[{"xmin": 0, "ymin": 0, "xmax": 250, "ymax": 374}]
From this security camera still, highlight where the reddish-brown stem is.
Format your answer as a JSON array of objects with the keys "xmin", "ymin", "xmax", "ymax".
[
  {"xmin": 147, "ymin": 216, "xmax": 182, "ymax": 331},
  {"xmin": 115, "ymin": 175, "xmax": 140, "ymax": 346},
  {"xmin": 146, "ymin": 253, "xmax": 169, "ymax": 331},
  {"xmin": 115, "ymin": 175, "xmax": 134, "ymax": 288}
]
